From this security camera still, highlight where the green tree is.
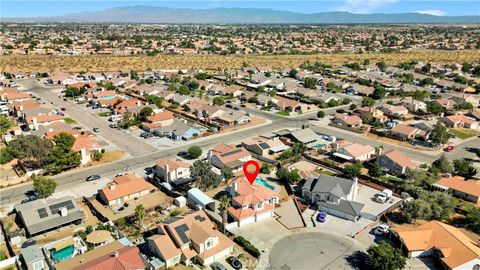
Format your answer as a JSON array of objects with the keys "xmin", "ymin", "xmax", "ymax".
[
  {"xmin": 421, "ymin": 77, "xmax": 434, "ymax": 86},
  {"xmin": 461, "ymin": 62, "xmax": 472, "ymax": 73},
  {"xmin": 376, "ymin": 61, "xmax": 387, "ymax": 72},
  {"xmin": 426, "ymin": 101, "xmax": 444, "ymax": 114},
  {"xmin": 317, "ymin": 111, "xmax": 325, "ymax": 118},
  {"xmin": 343, "ymin": 163, "xmax": 363, "ymax": 179},
  {"xmin": 421, "ymin": 63, "xmax": 431, "ymax": 73},
  {"xmin": 328, "ymin": 99, "xmax": 339, "ymax": 107},
  {"xmin": 260, "ymin": 163, "xmax": 270, "ymax": 174},
  {"xmin": 221, "ymin": 167, "xmax": 234, "ymax": 180},
  {"xmin": 367, "ymin": 241, "xmax": 406, "ymax": 270},
  {"xmin": 406, "ymin": 169, "xmax": 438, "ymax": 187},
  {"xmin": 303, "ymin": 77, "xmax": 317, "ymax": 89},
  {"xmin": 213, "ymin": 97, "xmax": 225, "ymax": 106},
  {"xmin": 135, "ymin": 204, "xmax": 145, "ymax": 229},
  {"xmin": 363, "ymin": 59, "xmax": 370, "ymax": 69},
  {"xmin": 369, "ymin": 162, "xmax": 384, "ymax": 177},
  {"xmin": 0, "ymin": 148, "xmax": 13, "ymax": 164},
  {"xmin": 289, "ymin": 69, "xmax": 298, "ymax": 78},
  {"xmin": 91, "ymin": 149, "xmax": 104, "ymax": 162},
  {"xmin": 362, "ymin": 97, "xmax": 375, "ymax": 107},
  {"xmin": 349, "ymin": 104, "xmax": 357, "ymax": 110},
  {"xmin": 292, "ymin": 142, "xmax": 307, "ymax": 155},
  {"xmin": 372, "ymin": 84, "xmax": 386, "ymax": 100},
  {"xmin": 7, "ymin": 135, "xmax": 53, "ymax": 169},
  {"xmin": 431, "ymin": 153, "xmax": 453, "ymax": 174},
  {"xmin": 33, "ymin": 175, "xmax": 57, "ymax": 198},
  {"xmin": 464, "ymin": 207, "xmax": 480, "ymax": 233},
  {"xmin": 187, "ymin": 146, "xmax": 203, "ymax": 159},
  {"xmin": 276, "ymin": 167, "xmax": 301, "ymax": 184},
  {"xmin": 453, "ymin": 159, "xmax": 477, "ymax": 178},
  {"xmin": 138, "ymin": 107, "xmax": 154, "ymax": 121},
  {"xmin": 145, "ymin": 95, "xmax": 163, "ymax": 109},
  {"xmin": 47, "ymin": 133, "xmax": 81, "ymax": 174},
  {"xmin": 403, "ymin": 199, "xmax": 432, "ymax": 224},
  {"xmin": 219, "ymin": 195, "xmax": 230, "ymax": 233},
  {"xmin": 430, "ymin": 122, "xmax": 449, "ymax": 146},
  {"xmin": 0, "ymin": 115, "xmax": 13, "ymax": 135},
  {"xmin": 191, "ymin": 160, "xmax": 221, "ymax": 191}
]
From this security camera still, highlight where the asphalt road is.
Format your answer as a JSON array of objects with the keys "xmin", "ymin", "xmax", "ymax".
[{"xmin": 2, "ymin": 81, "xmax": 478, "ymax": 204}]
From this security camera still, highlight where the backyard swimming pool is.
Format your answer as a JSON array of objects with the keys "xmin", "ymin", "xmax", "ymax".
[
  {"xmin": 255, "ymin": 178, "xmax": 275, "ymax": 190},
  {"xmin": 51, "ymin": 245, "xmax": 75, "ymax": 262}
]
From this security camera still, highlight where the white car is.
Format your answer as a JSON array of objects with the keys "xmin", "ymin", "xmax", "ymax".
[{"xmin": 374, "ymin": 224, "xmax": 390, "ymax": 235}]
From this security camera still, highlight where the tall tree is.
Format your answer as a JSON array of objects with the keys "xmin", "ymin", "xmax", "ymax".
[
  {"xmin": 32, "ymin": 175, "xmax": 57, "ymax": 198},
  {"xmin": 431, "ymin": 153, "xmax": 453, "ymax": 174},
  {"xmin": 453, "ymin": 159, "xmax": 477, "ymax": 178},
  {"xmin": 367, "ymin": 241, "xmax": 406, "ymax": 270},
  {"xmin": 430, "ymin": 122, "xmax": 449, "ymax": 146},
  {"xmin": 47, "ymin": 133, "xmax": 81, "ymax": 174},
  {"xmin": 0, "ymin": 115, "xmax": 13, "ymax": 135},
  {"xmin": 369, "ymin": 161, "xmax": 384, "ymax": 177},
  {"xmin": 276, "ymin": 167, "xmax": 301, "ymax": 184},
  {"xmin": 187, "ymin": 145, "xmax": 203, "ymax": 159},
  {"xmin": 343, "ymin": 163, "xmax": 363, "ymax": 179},
  {"xmin": 190, "ymin": 160, "xmax": 221, "ymax": 191},
  {"xmin": 221, "ymin": 167, "xmax": 234, "ymax": 180},
  {"xmin": 138, "ymin": 107, "xmax": 154, "ymax": 121},
  {"xmin": 7, "ymin": 135, "xmax": 53, "ymax": 169},
  {"xmin": 219, "ymin": 195, "xmax": 230, "ymax": 233},
  {"xmin": 135, "ymin": 204, "xmax": 145, "ymax": 229}
]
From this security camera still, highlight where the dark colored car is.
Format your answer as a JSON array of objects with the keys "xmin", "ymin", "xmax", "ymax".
[
  {"xmin": 86, "ymin": 175, "xmax": 101, "ymax": 181},
  {"xmin": 336, "ymin": 109, "xmax": 347, "ymax": 114},
  {"xmin": 227, "ymin": 256, "xmax": 243, "ymax": 269},
  {"xmin": 177, "ymin": 151, "xmax": 188, "ymax": 157},
  {"xmin": 63, "ymin": 98, "xmax": 68, "ymax": 101},
  {"xmin": 317, "ymin": 211, "xmax": 327, "ymax": 223},
  {"xmin": 93, "ymin": 127, "xmax": 100, "ymax": 133},
  {"xmin": 73, "ymin": 126, "xmax": 82, "ymax": 130},
  {"xmin": 60, "ymin": 107, "xmax": 66, "ymax": 111},
  {"xmin": 210, "ymin": 262, "xmax": 227, "ymax": 270}
]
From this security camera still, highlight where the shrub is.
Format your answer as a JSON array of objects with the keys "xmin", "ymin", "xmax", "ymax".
[{"xmin": 234, "ymin": 236, "xmax": 261, "ymax": 258}]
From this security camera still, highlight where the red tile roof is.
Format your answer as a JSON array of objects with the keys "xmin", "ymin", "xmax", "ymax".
[{"xmin": 72, "ymin": 246, "xmax": 145, "ymax": 270}]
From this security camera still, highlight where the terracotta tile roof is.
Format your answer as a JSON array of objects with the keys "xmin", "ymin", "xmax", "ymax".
[
  {"xmin": 155, "ymin": 159, "xmax": 191, "ymax": 170},
  {"xmin": 0, "ymin": 89, "xmax": 30, "ymax": 100},
  {"xmin": 214, "ymin": 147, "xmax": 250, "ymax": 165},
  {"xmin": 99, "ymin": 173, "xmax": 154, "ymax": 202},
  {"xmin": 383, "ymin": 150, "xmax": 417, "ymax": 170},
  {"xmin": 147, "ymin": 111, "xmax": 174, "ymax": 123},
  {"xmin": 148, "ymin": 234, "xmax": 181, "ymax": 260},
  {"xmin": 393, "ymin": 221, "xmax": 480, "ymax": 269},
  {"xmin": 436, "ymin": 176, "xmax": 480, "ymax": 197},
  {"xmin": 391, "ymin": 124, "xmax": 426, "ymax": 137},
  {"xmin": 334, "ymin": 113, "xmax": 362, "ymax": 125},
  {"xmin": 67, "ymin": 82, "xmax": 96, "ymax": 89},
  {"xmin": 26, "ymin": 114, "xmax": 64, "ymax": 124},
  {"xmin": 45, "ymin": 130, "xmax": 80, "ymax": 141},
  {"xmin": 341, "ymin": 143, "xmax": 375, "ymax": 158},
  {"xmin": 275, "ymin": 97, "xmax": 298, "ymax": 108},
  {"xmin": 72, "ymin": 135, "xmax": 99, "ymax": 153},
  {"xmin": 98, "ymin": 97, "xmax": 122, "ymax": 106},
  {"xmin": 211, "ymin": 144, "xmax": 235, "ymax": 154},
  {"xmin": 93, "ymin": 90, "xmax": 116, "ymax": 98},
  {"xmin": 72, "ymin": 246, "xmax": 145, "ymax": 270},
  {"xmin": 114, "ymin": 98, "xmax": 140, "ymax": 109}
]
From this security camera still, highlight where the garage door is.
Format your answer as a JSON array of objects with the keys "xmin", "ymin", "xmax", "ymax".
[
  {"xmin": 256, "ymin": 211, "xmax": 273, "ymax": 221},
  {"xmin": 204, "ymin": 247, "xmax": 232, "ymax": 266},
  {"xmin": 239, "ymin": 216, "xmax": 256, "ymax": 226}
]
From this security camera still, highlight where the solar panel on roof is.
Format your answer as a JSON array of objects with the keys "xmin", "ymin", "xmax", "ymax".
[
  {"xmin": 37, "ymin": 208, "xmax": 48, "ymax": 219},
  {"xmin": 174, "ymin": 224, "xmax": 190, "ymax": 244},
  {"xmin": 194, "ymin": 215, "xmax": 206, "ymax": 222},
  {"xmin": 49, "ymin": 200, "xmax": 75, "ymax": 213},
  {"xmin": 259, "ymin": 142, "xmax": 269, "ymax": 149}
]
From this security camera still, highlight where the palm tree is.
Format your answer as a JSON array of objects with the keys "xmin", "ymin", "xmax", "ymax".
[
  {"xmin": 219, "ymin": 195, "xmax": 231, "ymax": 233},
  {"xmin": 375, "ymin": 145, "xmax": 384, "ymax": 156},
  {"xmin": 135, "ymin": 204, "xmax": 145, "ymax": 230}
]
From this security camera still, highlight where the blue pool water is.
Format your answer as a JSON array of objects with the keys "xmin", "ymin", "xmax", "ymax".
[
  {"xmin": 51, "ymin": 245, "xmax": 75, "ymax": 262},
  {"xmin": 100, "ymin": 96, "xmax": 115, "ymax": 100},
  {"xmin": 255, "ymin": 178, "xmax": 275, "ymax": 190}
]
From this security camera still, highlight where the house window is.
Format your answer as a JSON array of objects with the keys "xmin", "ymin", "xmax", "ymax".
[
  {"xmin": 178, "ymin": 171, "xmax": 183, "ymax": 175},
  {"xmin": 206, "ymin": 239, "xmax": 214, "ymax": 249},
  {"xmin": 33, "ymin": 261, "xmax": 44, "ymax": 270}
]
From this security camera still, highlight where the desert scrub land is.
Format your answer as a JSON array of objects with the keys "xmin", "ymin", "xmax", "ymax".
[{"xmin": 1, "ymin": 50, "xmax": 479, "ymax": 72}]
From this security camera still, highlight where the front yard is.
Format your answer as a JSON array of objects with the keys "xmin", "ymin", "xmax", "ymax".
[{"xmin": 449, "ymin": 128, "xmax": 479, "ymax": 139}]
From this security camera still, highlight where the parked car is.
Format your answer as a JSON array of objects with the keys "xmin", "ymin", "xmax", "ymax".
[
  {"xmin": 93, "ymin": 127, "xmax": 100, "ymax": 133},
  {"xmin": 226, "ymin": 256, "xmax": 243, "ymax": 269},
  {"xmin": 177, "ymin": 151, "xmax": 188, "ymax": 157},
  {"xmin": 63, "ymin": 98, "xmax": 67, "ymax": 101},
  {"xmin": 316, "ymin": 211, "xmax": 327, "ymax": 223},
  {"xmin": 374, "ymin": 224, "xmax": 390, "ymax": 235},
  {"xmin": 109, "ymin": 124, "xmax": 118, "ymax": 128},
  {"xmin": 73, "ymin": 126, "xmax": 82, "ymax": 130},
  {"xmin": 60, "ymin": 107, "xmax": 66, "ymax": 111},
  {"xmin": 210, "ymin": 262, "xmax": 227, "ymax": 270},
  {"xmin": 443, "ymin": 145, "xmax": 454, "ymax": 152},
  {"xmin": 336, "ymin": 109, "xmax": 347, "ymax": 114},
  {"xmin": 86, "ymin": 175, "xmax": 101, "ymax": 182}
]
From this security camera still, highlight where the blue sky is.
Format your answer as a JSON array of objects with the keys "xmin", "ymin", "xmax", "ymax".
[{"xmin": 2, "ymin": 1, "xmax": 479, "ymax": 17}]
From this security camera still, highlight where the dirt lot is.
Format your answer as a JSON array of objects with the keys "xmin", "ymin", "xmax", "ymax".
[{"xmin": 2, "ymin": 50, "xmax": 479, "ymax": 72}]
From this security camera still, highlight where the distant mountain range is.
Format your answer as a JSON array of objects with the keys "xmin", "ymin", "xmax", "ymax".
[{"xmin": 5, "ymin": 6, "xmax": 480, "ymax": 24}]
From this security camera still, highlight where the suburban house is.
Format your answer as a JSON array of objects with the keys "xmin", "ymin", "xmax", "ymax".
[
  {"xmin": 72, "ymin": 135, "xmax": 101, "ymax": 165},
  {"xmin": 15, "ymin": 196, "xmax": 85, "ymax": 237},
  {"xmin": 98, "ymin": 173, "xmax": 155, "ymax": 207},
  {"xmin": 141, "ymin": 111, "xmax": 175, "ymax": 133},
  {"xmin": 433, "ymin": 176, "xmax": 480, "ymax": 204},
  {"xmin": 390, "ymin": 124, "xmax": 429, "ymax": 141},
  {"xmin": 214, "ymin": 110, "xmax": 251, "ymax": 127},
  {"xmin": 194, "ymin": 105, "xmax": 225, "ymax": 121},
  {"xmin": 208, "ymin": 144, "xmax": 251, "ymax": 172},
  {"xmin": 20, "ymin": 244, "xmax": 48, "ymax": 270},
  {"xmin": 381, "ymin": 105, "xmax": 409, "ymax": 118},
  {"xmin": 273, "ymin": 97, "xmax": 299, "ymax": 112},
  {"xmin": 377, "ymin": 149, "xmax": 417, "ymax": 175},
  {"xmin": 401, "ymin": 97, "xmax": 427, "ymax": 113},
  {"xmin": 392, "ymin": 221, "xmax": 480, "ymax": 270},
  {"xmin": 301, "ymin": 175, "xmax": 364, "ymax": 221},
  {"xmin": 112, "ymin": 98, "xmax": 142, "ymax": 115},
  {"xmin": 226, "ymin": 177, "xmax": 279, "ymax": 226},
  {"xmin": 25, "ymin": 114, "xmax": 64, "ymax": 130},
  {"xmin": 241, "ymin": 137, "xmax": 289, "ymax": 157},
  {"xmin": 440, "ymin": 114, "xmax": 478, "ymax": 129},
  {"xmin": 146, "ymin": 210, "xmax": 234, "ymax": 268},
  {"xmin": 219, "ymin": 85, "xmax": 243, "ymax": 97},
  {"xmin": 334, "ymin": 143, "xmax": 376, "ymax": 162},
  {"xmin": 72, "ymin": 246, "xmax": 146, "ymax": 270},
  {"xmin": 433, "ymin": 98, "xmax": 457, "ymax": 110},
  {"xmin": 287, "ymin": 128, "xmax": 332, "ymax": 149},
  {"xmin": 0, "ymin": 89, "xmax": 30, "ymax": 102},
  {"xmin": 332, "ymin": 113, "xmax": 363, "ymax": 128},
  {"xmin": 354, "ymin": 107, "xmax": 388, "ymax": 123},
  {"xmin": 154, "ymin": 159, "xmax": 192, "ymax": 185}
]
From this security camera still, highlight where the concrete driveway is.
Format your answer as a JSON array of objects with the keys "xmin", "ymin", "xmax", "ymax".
[{"xmin": 269, "ymin": 232, "xmax": 363, "ymax": 270}]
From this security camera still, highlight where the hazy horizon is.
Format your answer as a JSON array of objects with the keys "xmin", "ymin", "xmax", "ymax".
[{"xmin": 2, "ymin": 0, "xmax": 480, "ymax": 18}]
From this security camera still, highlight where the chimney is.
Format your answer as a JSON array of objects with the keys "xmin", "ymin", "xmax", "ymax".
[
  {"xmin": 352, "ymin": 177, "xmax": 359, "ymax": 201},
  {"xmin": 164, "ymin": 163, "xmax": 169, "ymax": 182},
  {"xmin": 60, "ymin": 207, "xmax": 68, "ymax": 217},
  {"xmin": 109, "ymin": 184, "xmax": 116, "ymax": 190},
  {"xmin": 136, "ymin": 100, "xmax": 141, "ymax": 107},
  {"xmin": 113, "ymin": 251, "xmax": 119, "ymax": 257},
  {"xmin": 230, "ymin": 181, "xmax": 237, "ymax": 196},
  {"xmin": 32, "ymin": 117, "xmax": 38, "ymax": 129}
]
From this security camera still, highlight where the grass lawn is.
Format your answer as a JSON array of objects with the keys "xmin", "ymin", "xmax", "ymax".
[
  {"xmin": 378, "ymin": 175, "xmax": 404, "ymax": 184},
  {"xmin": 98, "ymin": 111, "xmax": 110, "ymax": 117},
  {"xmin": 314, "ymin": 168, "xmax": 336, "ymax": 176},
  {"xmin": 449, "ymin": 128, "xmax": 478, "ymax": 140},
  {"xmin": 275, "ymin": 110, "xmax": 290, "ymax": 116},
  {"xmin": 64, "ymin": 117, "xmax": 77, "ymax": 124}
]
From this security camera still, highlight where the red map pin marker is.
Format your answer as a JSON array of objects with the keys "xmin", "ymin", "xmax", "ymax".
[{"xmin": 243, "ymin": 160, "xmax": 260, "ymax": 185}]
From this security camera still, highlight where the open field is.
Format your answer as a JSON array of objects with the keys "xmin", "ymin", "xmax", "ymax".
[{"xmin": 2, "ymin": 50, "xmax": 480, "ymax": 72}]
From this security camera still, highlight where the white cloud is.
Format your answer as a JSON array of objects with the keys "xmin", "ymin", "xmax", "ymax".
[
  {"xmin": 414, "ymin": 9, "xmax": 446, "ymax": 16},
  {"xmin": 333, "ymin": 0, "xmax": 399, "ymax": 14}
]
